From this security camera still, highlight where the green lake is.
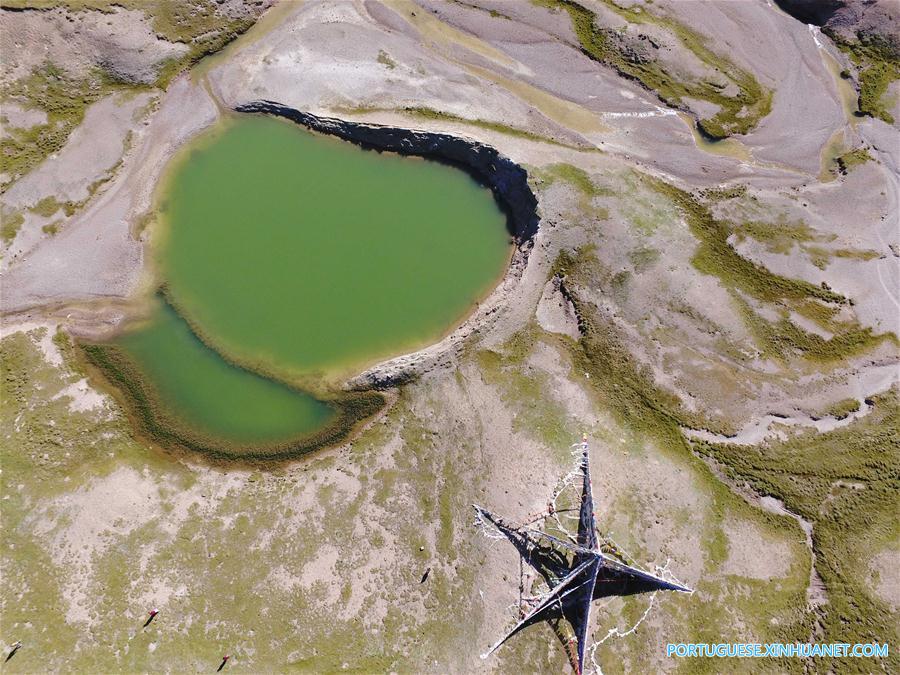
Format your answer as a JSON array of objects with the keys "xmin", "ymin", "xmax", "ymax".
[
  {"xmin": 115, "ymin": 298, "xmax": 334, "ymax": 444},
  {"xmin": 159, "ymin": 114, "xmax": 511, "ymax": 381},
  {"xmin": 104, "ymin": 114, "xmax": 512, "ymax": 450}
]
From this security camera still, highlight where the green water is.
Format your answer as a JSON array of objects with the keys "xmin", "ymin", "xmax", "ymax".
[
  {"xmin": 160, "ymin": 115, "xmax": 511, "ymax": 380},
  {"xmin": 116, "ymin": 299, "xmax": 334, "ymax": 444},
  {"xmin": 108, "ymin": 114, "xmax": 511, "ymax": 447}
]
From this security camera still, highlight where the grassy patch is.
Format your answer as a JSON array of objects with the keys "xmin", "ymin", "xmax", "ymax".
[
  {"xmin": 535, "ymin": 0, "xmax": 772, "ymax": 138},
  {"xmin": 734, "ymin": 294, "xmax": 889, "ymax": 363},
  {"xmin": 692, "ymin": 390, "xmax": 900, "ymax": 672},
  {"xmin": 1, "ymin": 210, "xmax": 24, "ymax": 243},
  {"xmin": 827, "ymin": 31, "xmax": 900, "ymax": 124},
  {"xmin": 0, "ymin": 63, "xmax": 134, "ymax": 188},
  {"xmin": 835, "ymin": 147, "xmax": 873, "ymax": 174},
  {"xmin": 29, "ymin": 195, "xmax": 63, "ymax": 217},
  {"xmin": 732, "ymin": 219, "xmax": 820, "ymax": 255},
  {"xmin": 539, "ymin": 163, "xmax": 612, "ymax": 197},
  {"xmin": 477, "ymin": 332, "xmax": 580, "ymax": 454},
  {"xmin": 825, "ymin": 397, "xmax": 860, "ymax": 420},
  {"xmin": 41, "ymin": 219, "xmax": 62, "ymax": 236},
  {"xmin": 643, "ymin": 174, "xmax": 845, "ymax": 305},
  {"xmin": 538, "ymin": 163, "xmax": 612, "ymax": 219},
  {"xmin": 699, "ymin": 185, "xmax": 748, "ymax": 201},
  {"xmin": 732, "ymin": 219, "xmax": 878, "ymax": 270},
  {"xmin": 376, "ymin": 49, "xmax": 397, "ymax": 69},
  {"xmin": 628, "ymin": 246, "xmax": 659, "ymax": 272}
]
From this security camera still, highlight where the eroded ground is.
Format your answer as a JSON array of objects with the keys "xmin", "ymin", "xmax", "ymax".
[{"xmin": 1, "ymin": 0, "xmax": 898, "ymax": 672}]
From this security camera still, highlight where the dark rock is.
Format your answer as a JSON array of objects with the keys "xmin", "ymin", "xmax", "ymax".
[{"xmin": 233, "ymin": 101, "xmax": 540, "ymax": 244}]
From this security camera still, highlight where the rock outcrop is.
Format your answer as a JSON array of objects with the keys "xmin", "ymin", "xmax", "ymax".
[{"xmin": 233, "ymin": 101, "xmax": 540, "ymax": 243}]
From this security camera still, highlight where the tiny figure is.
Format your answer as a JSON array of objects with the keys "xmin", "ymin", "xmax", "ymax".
[
  {"xmin": 420, "ymin": 567, "xmax": 431, "ymax": 583},
  {"xmin": 143, "ymin": 608, "xmax": 159, "ymax": 628},
  {"xmin": 217, "ymin": 655, "xmax": 230, "ymax": 672},
  {"xmin": 5, "ymin": 641, "xmax": 22, "ymax": 662}
]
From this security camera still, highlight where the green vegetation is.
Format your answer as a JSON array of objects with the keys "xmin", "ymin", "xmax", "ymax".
[
  {"xmin": 693, "ymin": 390, "xmax": 900, "ymax": 673},
  {"xmin": 733, "ymin": 218, "xmax": 821, "ymax": 254},
  {"xmin": 376, "ymin": 50, "xmax": 397, "ymax": 69},
  {"xmin": 0, "ymin": 1, "xmax": 262, "ymax": 188},
  {"xmin": 731, "ymin": 218, "xmax": 878, "ymax": 270},
  {"xmin": 477, "ymin": 336, "xmax": 579, "ymax": 455},
  {"xmin": 535, "ymin": 0, "xmax": 772, "ymax": 138},
  {"xmin": 699, "ymin": 185, "xmax": 748, "ymax": 201},
  {"xmin": 734, "ymin": 295, "xmax": 888, "ymax": 363},
  {"xmin": 827, "ymin": 31, "xmax": 900, "ymax": 124},
  {"xmin": 539, "ymin": 163, "xmax": 611, "ymax": 198},
  {"xmin": 643, "ymin": 175, "xmax": 844, "ymax": 305},
  {"xmin": 30, "ymin": 195, "xmax": 63, "ymax": 217},
  {"xmin": 835, "ymin": 147, "xmax": 873, "ymax": 174},
  {"xmin": 825, "ymin": 397, "xmax": 861, "ymax": 420},
  {"xmin": 0, "ymin": 63, "xmax": 134, "ymax": 188},
  {"xmin": 805, "ymin": 245, "xmax": 880, "ymax": 270},
  {"xmin": 1, "ymin": 210, "xmax": 24, "ymax": 243},
  {"xmin": 41, "ymin": 220, "xmax": 62, "ymax": 236},
  {"xmin": 628, "ymin": 246, "xmax": 659, "ymax": 272},
  {"xmin": 538, "ymin": 163, "xmax": 612, "ymax": 219}
]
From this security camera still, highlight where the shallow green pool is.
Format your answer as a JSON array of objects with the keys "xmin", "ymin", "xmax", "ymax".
[
  {"xmin": 115, "ymin": 299, "xmax": 334, "ymax": 444},
  {"xmin": 159, "ymin": 115, "xmax": 511, "ymax": 381},
  {"xmin": 99, "ymin": 114, "xmax": 511, "ymax": 451}
]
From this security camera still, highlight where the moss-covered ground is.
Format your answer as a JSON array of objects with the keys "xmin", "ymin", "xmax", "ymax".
[
  {"xmin": 835, "ymin": 147, "xmax": 873, "ymax": 174},
  {"xmin": 693, "ymin": 390, "xmax": 899, "ymax": 673},
  {"xmin": 1, "ymin": 289, "xmax": 820, "ymax": 673},
  {"xmin": 0, "ymin": 328, "xmax": 488, "ymax": 671},
  {"xmin": 642, "ymin": 175, "xmax": 893, "ymax": 363},
  {"xmin": 534, "ymin": 0, "xmax": 772, "ymax": 139},
  {"xmin": 0, "ymin": 1, "xmax": 263, "ymax": 189},
  {"xmin": 0, "ymin": 63, "xmax": 137, "ymax": 188},
  {"xmin": 826, "ymin": 30, "xmax": 900, "ymax": 124}
]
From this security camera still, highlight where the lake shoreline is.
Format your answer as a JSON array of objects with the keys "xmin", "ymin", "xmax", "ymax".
[
  {"xmin": 64, "ymin": 109, "xmax": 542, "ymax": 463},
  {"xmin": 231, "ymin": 103, "xmax": 542, "ymax": 390}
]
